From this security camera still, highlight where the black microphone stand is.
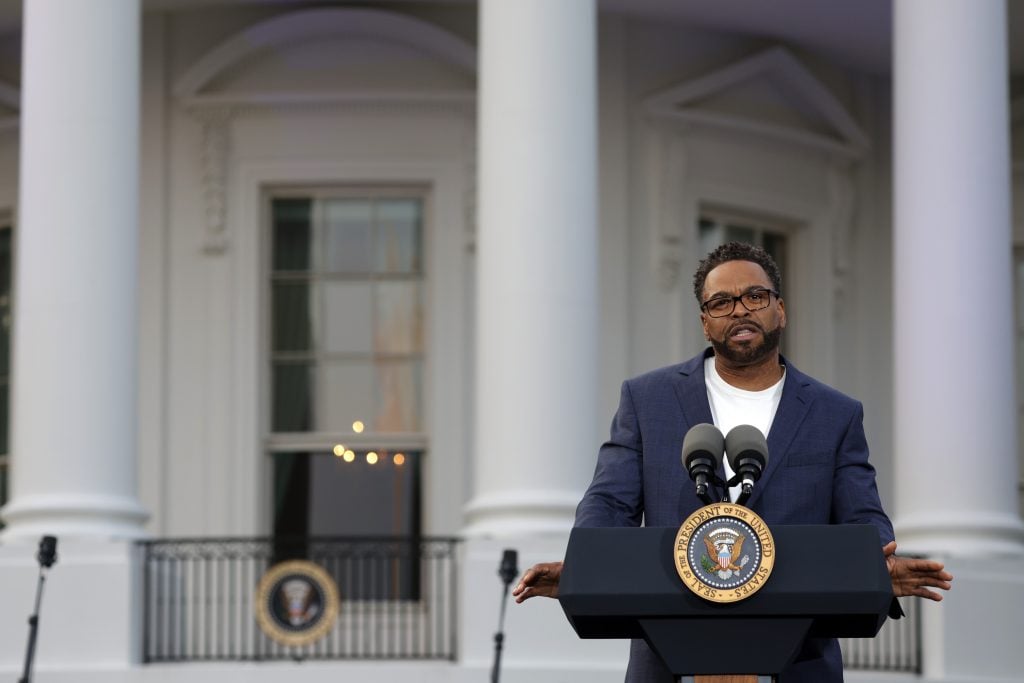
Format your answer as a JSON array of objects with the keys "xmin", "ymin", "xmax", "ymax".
[
  {"xmin": 491, "ymin": 549, "xmax": 518, "ymax": 683},
  {"xmin": 19, "ymin": 535, "xmax": 58, "ymax": 683}
]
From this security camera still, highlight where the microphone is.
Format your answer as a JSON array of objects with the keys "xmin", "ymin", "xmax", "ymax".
[
  {"xmin": 37, "ymin": 536, "xmax": 57, "ymax": 569},
  {"xmin": 498, "ymin": 549, "xmax": 518, "ymax": 587},
  {"xmin": 682, "ymin": 423, "xmax": 724, "ymax": 505},
  {"xmin": 725, "ymin": 425, "xmax": 768, "ymax": 505}
]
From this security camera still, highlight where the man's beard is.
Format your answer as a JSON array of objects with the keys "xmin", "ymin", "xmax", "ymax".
[{"xmin": 710, "ymin": 322, "xmax": 783, "ymax": 365}]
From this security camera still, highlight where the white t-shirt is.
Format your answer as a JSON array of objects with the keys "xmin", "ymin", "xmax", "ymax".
[{"xmin": 703, "ymin": 356, "xmax": 786, "ymax": 502}]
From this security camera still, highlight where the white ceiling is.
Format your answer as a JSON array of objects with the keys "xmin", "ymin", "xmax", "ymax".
[{"xmin": 0, "ymin": 0, "xmax": 1022, "ymax": 77}]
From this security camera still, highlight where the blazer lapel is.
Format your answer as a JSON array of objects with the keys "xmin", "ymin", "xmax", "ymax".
[
  {"xmin": 746, "ymin": 358, "xmax": 814, "ymax": 509},
  {"xmin": 670, "ymin": 351, "xmax": 726, "ymax": 501},
  {"xmin": 671, "ymin": 350, "xmax": 714, "ymax": 429}
]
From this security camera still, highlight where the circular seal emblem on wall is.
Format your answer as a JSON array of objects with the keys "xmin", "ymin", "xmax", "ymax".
[
  {"xmin": 674, "ymin": 503, "xmax": 775, "ymax": 603},
  {"xmin": 255, "ymin": 560, "xmax": 340, "ymax": 646}
]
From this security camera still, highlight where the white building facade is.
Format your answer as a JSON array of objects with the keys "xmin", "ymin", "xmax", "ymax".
[{"xmin": 0, "ymin": 0, "xmax": 1021, "ymax": 681}]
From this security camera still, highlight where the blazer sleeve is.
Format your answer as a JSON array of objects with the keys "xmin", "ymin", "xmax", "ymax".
[
  {"xmin": 831, "ymin": 401, "xmax": 895, "ymax": 545},
  {"xmin": 574, "ymin": 380, "xmax": 644, "ymax": 528}
]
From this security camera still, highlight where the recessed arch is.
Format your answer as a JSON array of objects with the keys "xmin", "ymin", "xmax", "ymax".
[{"xmin": 173, "ymin": 7, "xmax": 477, "ymax": 99}]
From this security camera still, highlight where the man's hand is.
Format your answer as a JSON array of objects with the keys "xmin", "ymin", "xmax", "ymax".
[
  {"xmin": 883, "ymin": 541, "xmax": 953, "ymax": 601},
  {"xmin": 511, "ymin": 561, "xmax": 563, "ymax": 603}
]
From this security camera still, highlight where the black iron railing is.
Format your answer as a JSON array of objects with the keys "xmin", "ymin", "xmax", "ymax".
[
  {"xmin": 841, "ymin": 597, "xmax": 921, "ymax": 673},
  {"xmin": 138, "ymin": 536, "xmax": 459, "ymax": 662}
]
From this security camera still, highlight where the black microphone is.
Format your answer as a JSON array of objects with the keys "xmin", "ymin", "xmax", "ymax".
[
  {"xmin": 682, "ymin": 423, "xmax": 724, "ymax": 505},
  {"xmin": 498, "ymin": 549, "xmax": 518, "ymax": 586},
  {"xmin": 725, "ymin": 424, "xmax": 768, "ymax": 506},
  {"xmin": 37, "ymin": 536, "xmax": 57, "ymax": 569}
]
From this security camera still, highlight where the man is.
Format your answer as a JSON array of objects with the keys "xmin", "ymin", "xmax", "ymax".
[{"xmin": 513, "ymin": 242, "xmax": 952, "ymax": 682}]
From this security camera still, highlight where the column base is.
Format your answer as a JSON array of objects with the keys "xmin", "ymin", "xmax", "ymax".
[
  {"xmin": 894, "ymin": 510, "xmax": 1024, "ymax": 556},
  {"xmin": 0, "ymin": 492, "xmax": 149, "ymax": 540},
  {"xmin": 463, "ymin": 489, "xmax": 581, "ymax": 538},
  {"xmin": 0, "ymin": 538, "xmax": 141, "ymax": 670},
  {"xmin": 459, "ymin": 535, "xmax": 628, "ymax": 678}
]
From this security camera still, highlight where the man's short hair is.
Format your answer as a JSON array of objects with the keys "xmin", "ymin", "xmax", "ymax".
[{"xmin": 692, "ymin": 242, "xmax": 782, "ymax": 303}]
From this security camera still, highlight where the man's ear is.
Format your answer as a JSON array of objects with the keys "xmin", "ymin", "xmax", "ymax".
[
  {"xmin": 700, "ymin": 312, "xmax": 710, "ymax": 340},
  {"xmin": 777, "ymin": 298, "xmax": 787, "ymax": 329}
]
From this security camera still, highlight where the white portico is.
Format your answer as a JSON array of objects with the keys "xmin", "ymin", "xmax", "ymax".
[{"xmin": 0, "ymin": 1, "xmax": 1018, "ymax": 682}]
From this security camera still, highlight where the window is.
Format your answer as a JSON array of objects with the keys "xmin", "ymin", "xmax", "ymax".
[
  {"xmin": 267, "ymin": 189, "xmax": 426, "ymax": 542},
  {"xmin": 698, "ymin": 208, "xmax": 789, "ymax": 279},
  {"xmin": 698, "ymin": 208, "xmax": 791, "ymax": 354}
]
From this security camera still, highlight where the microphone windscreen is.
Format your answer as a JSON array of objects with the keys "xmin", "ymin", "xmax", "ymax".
[
  {"xmin": 682, "ymin": 423, "xmax": 724, "ymax": 471},
  {"xmin": 725, "ymin": 424, "xmax": 768, "ymax": 471},
  {"xmin": 498, "ymin": 549, "xmax": 518, "ymax": 584}
]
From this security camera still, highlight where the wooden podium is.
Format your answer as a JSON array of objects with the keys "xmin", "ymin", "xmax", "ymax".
[{"xmin": 558, "ymin": 525, "xmax": 893, "ymax": 681}]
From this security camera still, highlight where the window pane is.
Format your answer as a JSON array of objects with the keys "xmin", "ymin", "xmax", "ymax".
[
  {"xmin": 272, "ymin": 363, "xmax": 314, "ymax": 431},
  {"xmin": 317, "ymin": 361, "xmax": 377, "ymax": 432},
  {"xmin": 324, "ymin": 200, "xmax": 372, "ymax": 273},
  {"xmin": 307, "ymin": 450, "xmax": 421, "ymax": 536},
  {"xmin": 375, "ymin": 282, "xmax": 423, "ymax": 354},
  {"xmin": 374, "ymin": 360, "xmax": 423, "ymax": 432},
  {"xmin": 272, "ymin": 450, "xmax": 423, "ymax": 599},
  {"xmin": 272, "ymin": 199, "xmax": 312, "ymax": 271},
  {"xmin": 322, "ymin": 282, "xmax": 373, "ymax": 354},
  {"xmin": 375, "ymin": 199, "xmax": 422, "ymax": 274},
  {"xmin": 762, "ymin": 233, "xmax": 787, "ymax": 282},
  {"xmin": 726, "ymin": 224, "xmax": 756, "ymax": 244},
  {"xmin": 271, "ymin": 282, "xmax": 314, "ymax": 352}
]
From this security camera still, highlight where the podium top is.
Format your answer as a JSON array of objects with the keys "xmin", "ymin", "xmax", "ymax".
[{"xmin": 560, "ymin": 524, "xmax": 892, "ymax": 640}]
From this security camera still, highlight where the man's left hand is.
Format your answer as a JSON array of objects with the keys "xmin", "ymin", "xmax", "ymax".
[{"xmin": 882, "ymin": 541, "xmax": 953, "ymax": 601}]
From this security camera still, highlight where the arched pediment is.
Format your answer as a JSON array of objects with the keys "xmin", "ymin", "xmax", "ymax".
[
  {"xmin": 174, "ymin": 8, "xmax": 477, "ymax": 102},
  {"xmin": 644, "ymin": 47, "xmax": 868, "ymax": 158}
]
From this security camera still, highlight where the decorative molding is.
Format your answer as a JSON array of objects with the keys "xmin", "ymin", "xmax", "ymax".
[
  {"xmin": 825, "ymin": 160, "xmax": 856, "ymax": 302},
  {"xmin": 173, "ymin": 7, "xmax": 477, "ymax": 100},
  {"xmin": 463, "ymin": 120, "xmax": 478, "ymax": 254},
  {"xmin": 180, "ymin": 91, "xmax": 475, "ymax": 118},
  {"xmin": 194, "ymin": 107, "xmax": 235, "ymax": 256},
  {"xmin": 651, "ymin": 124, "xmax": 687, "ymax": 291},
  {"xmin": 643, "ymin": 46, "xmax": 869, "ymax": 160}
]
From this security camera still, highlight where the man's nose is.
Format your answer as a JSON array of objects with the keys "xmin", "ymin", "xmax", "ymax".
[{"xmin": 730, "ymin": 299, "xmax": 751, "ymax": 317}]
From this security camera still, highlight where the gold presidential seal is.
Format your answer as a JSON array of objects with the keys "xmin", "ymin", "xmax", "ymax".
[
  {"xmin": 255, "ymin": 560, "xmax": 340, "ymax": 646},
  {"xmin": 674, "ymin": 503, "xmax": 775, "ymax": 603}
]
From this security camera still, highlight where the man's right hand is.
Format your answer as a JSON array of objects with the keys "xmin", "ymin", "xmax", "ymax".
[{"xmin": 511, "ymin": 561, "xmax": 563, "ymax": 603}]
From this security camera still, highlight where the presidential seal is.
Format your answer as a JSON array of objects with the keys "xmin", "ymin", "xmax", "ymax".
[
  {"xmin": 674, "ymin": 503, "xmax": 775, "ymax": 603},
  {"xmin": 255, "ymin": 560, "xmax": 340, "ymax": 646}
]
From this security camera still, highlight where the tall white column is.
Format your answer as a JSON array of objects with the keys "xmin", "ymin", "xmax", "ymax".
[
  {"xmin": 893, "ymin": 0, "xmax": 1024, "ymax": 555},
  {"xmin": 0, "ymin": 0, "xmax": 147, "ymax": 538},
  {"xmin": 465, "ymin": 0, "xmax": 598, "ymax": 536}
]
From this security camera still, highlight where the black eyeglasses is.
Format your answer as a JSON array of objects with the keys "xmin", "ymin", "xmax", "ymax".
[{"xmin": 701, "ymin": 289, "xmax": 778, "ymax": 318}]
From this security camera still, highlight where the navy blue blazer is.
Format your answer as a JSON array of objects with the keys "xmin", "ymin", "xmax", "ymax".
[{"xmin": 574, "ymin": 349, "xmax": 895, "ymax": 682}]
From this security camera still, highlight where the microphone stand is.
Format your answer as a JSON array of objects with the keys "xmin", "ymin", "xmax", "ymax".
[
  {"xmin": 19, "ymin": 536, "xmax": 57, "ymax": 683},
  {"xmin": 491, "ymin": 549, "xmax": 518, "ymax": 683}
]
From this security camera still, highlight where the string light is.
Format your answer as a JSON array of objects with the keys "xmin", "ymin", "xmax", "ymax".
[
  {"xmin": 394, "ymin": 453, "xmax": 406, "ymax": 466},
  {"xmin": 366, "ymin": 451, "xmax": 379, "ymax": 465},
  {"xmin": 352, "ymin": 420, "xmax": 365, "ymax": 433},
  {"xmin": 343, "ymin": 450, "xmax": 355, "ymax": 463},
  {"xmin": 332, "ymin": 444, "xmax": 346, "ymax": 457}
]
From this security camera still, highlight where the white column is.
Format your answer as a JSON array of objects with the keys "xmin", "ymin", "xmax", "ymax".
[
  {"xmin": 0, "ymin": 0, "xmax": 147, "ymax": 538},
  {"xmin": 465, "ymin": 0, "xmax": 598, "ymax": 536},
  {"xmin": 893, "ymin": 0, "xmax": 1024, "ymax": 555}
]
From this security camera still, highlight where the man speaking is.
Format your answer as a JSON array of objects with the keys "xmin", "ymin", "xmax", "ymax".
[{"xmin": 513, "ymin": 242, "xmax": 952, "ymax": 682}]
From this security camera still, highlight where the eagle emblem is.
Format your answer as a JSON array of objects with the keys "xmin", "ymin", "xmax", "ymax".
[{"xmin": 702, "ymin": 526, "xmax": 750, "ymax": 579}]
